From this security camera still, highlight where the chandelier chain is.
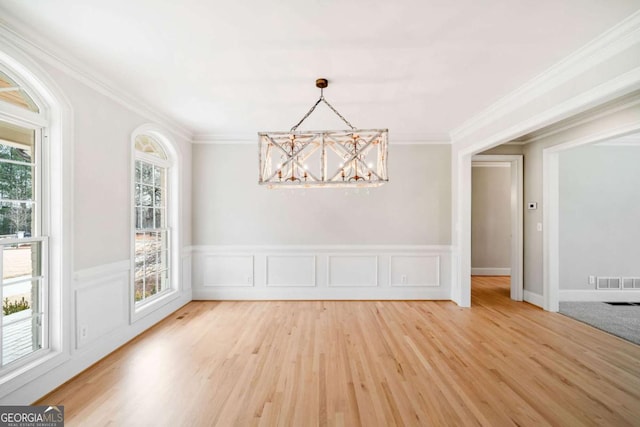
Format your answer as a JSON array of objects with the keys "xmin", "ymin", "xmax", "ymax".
[
  {"xmin": 321, "ymin": 95, "xmax": 356, "ymax": 131},
  {"xmin": 290, "ymin": 88, "xmax": 356, "ymax": 131}
]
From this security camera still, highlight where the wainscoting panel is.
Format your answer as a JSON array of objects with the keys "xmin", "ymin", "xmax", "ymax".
[
  {"xmin": 192, "ymin": 246, "xmax": 452, "ymax": 300},
  {"xmin": 74, "ymin": 264, "xmax": 129, "ymax": 350},
  {"xmin": 4, "ymin": 254, "xmax": 191, "ymax": 405},
  {"xmin": 203, "ymin": 255, "xmax": 254, "ymax": 287},
  {"xmin": 328, "ymin": 255, "xmax": 378, "ymax": 287},
  {"xmin": 390, "ymin": 255, "xmax": 440, "ymax": 287},
  {"xmin": 266, "ymin": 255, "xmax": 316, "ymax": 287},
  {"xmin": 181, "ymin": 253, "xmax": 192, "ymax": 291}
]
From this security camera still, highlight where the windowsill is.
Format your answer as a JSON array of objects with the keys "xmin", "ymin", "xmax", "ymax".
[
  {"xmin": 0, "ymin": 348, "xmax": 68, "ymax": 399},
  {"xmin": 131, "ymin": 288, "xmax": 181, "ymax": 324}
]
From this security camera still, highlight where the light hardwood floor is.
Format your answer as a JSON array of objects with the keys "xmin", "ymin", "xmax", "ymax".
[{"xmin": 37, "ymin": 277, "xmax": 640, "ymax": 426}]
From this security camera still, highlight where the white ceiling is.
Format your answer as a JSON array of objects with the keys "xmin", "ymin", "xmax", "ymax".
[{"xmin": 1, "ymin": 0, "xmax": 639, "ymax": 141}]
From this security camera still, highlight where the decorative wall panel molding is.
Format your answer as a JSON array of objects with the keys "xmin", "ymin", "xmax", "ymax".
[
  {"xmin": 192, "ymin": 245, "xmax": 452, "ymax": 300},
  {"xmin": 181, "ymin": 253, "xmax": 192, "ymax": 291},
  {"xmin": 75, "ymin": 272, "xmax": 128, "ymax": 349},
  {"xmin": 266, "ymin": 255, "xmax": 316, "ymax": 287},
  {"xmin": 327, "ymin": 255, "xmax": 378, "ymax": 287},
  {"xmin": 390, "ymin": 255, "xmax": 440, "ymax": 287},
  {"xmin": 73, "ymin": 259, "xmax": 130, "ymax": 283},
  {"xmin": 24, "ymin": 260, "xmax": 192, "ymax": 407},
  {"xmin": 203, "ymin": 255, "xmax": 254, "ymax": 287}
]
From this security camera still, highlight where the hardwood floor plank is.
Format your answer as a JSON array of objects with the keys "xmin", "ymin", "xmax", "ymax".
[{"xmin": 36, "ymin": 277, "xmax": 640, "ymax": 426}]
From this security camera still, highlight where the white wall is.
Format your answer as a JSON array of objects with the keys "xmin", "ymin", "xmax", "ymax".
[
  {"xmin": 0, "ymin": 43, "xmax": 193, "ymax": 404},
  {"xmin": 191, "ymin": 143, "xmax": 453, "ymax": 300},
  {"xmin": 559, "ymin": 143, "xmax": 640, "ymax": 290},
  {"xmin": 193, "ymin": 144, "xmax": 451, "ymax": 245},
  {"xmin": 471, "ymin": 165, "xmax": 511, "ymax": 274}
]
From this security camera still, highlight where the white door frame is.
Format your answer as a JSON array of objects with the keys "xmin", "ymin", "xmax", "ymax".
[
  {"xmin": 471, "ymin": 155, "xmax": 524, "ymax": 301},
  {"xmin": 542, "ymin": 124, "xmax": 640, "ymax": 311}
]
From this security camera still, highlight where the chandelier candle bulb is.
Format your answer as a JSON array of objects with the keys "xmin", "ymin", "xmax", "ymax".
[{"xmin": 258, "ymin": 78, "xmax": 389, "ymax": 188}]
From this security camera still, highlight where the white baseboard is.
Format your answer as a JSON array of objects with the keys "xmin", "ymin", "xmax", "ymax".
[
  {"xmin": 471, "ymin": 267, "xmax": 510, "ymax": 276},
  {"xmin": 193, "ymin": 288, "xmax": 451, "ymax": 300},
  {"xmin": 559, "ymin": 289, "xmax": 640, "ymax": 302},
  {"xmin": 524, "ymin": 290, "xmax": 544, "ymax": 308}
]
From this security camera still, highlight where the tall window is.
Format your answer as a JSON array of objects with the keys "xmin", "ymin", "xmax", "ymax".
[
  {"xmin": 0, "ymin": 70, "xmax": 45, "ymax": 369},
  {"xmin": 134, "ymin": 135, "xmax": 170, "ymax": 305}
]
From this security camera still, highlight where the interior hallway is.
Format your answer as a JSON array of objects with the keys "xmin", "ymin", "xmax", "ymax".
[{"xmin": 38, "ymin": 277, "xmax": 640, "ymax": 426}]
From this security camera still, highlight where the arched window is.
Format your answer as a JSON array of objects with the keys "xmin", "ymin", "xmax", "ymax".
[
  {"xmin": 0, "ymin": 40, "xmax": 70, "ymax": 395},
  {"xmin": 133, "ymin": 133, "xmax": 173, "ymax": 307},
  {"xmin": 0, "ymin": 69, "xmax": 39, "ymax": 112},
  {"xmin": 0, "ymin": 66, "xmax": 47, "ymax": 369}
]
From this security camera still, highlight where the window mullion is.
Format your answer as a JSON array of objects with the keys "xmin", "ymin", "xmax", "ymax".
[
  {"xmin": 142, "ymin": 231, "xmax": 147, "ymax": 302},
  {"xmin": 0, "ymin": 158, "xmax": 36, "ymax": 167},
  {"xmin": 133, "ymin": 137, "xmax": 171, "ymax": 308},
  {"xmin": 35, "ymin": 128, "xmax": 42, "ymax": 238}
]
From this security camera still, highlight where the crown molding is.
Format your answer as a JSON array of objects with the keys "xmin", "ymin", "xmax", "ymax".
[
  {"xmin": 0, "ymin": 19, "xmax": 194, "ymax": 141},
  {"xmin": 389, "ymin": 132, "xmax": 451, "ymax": 145},
  {"xmin": 514, "ymin": 90, "xmax": 640, "ymax": 145},
  {"xmin": 456, "ymin": 67, "xmax": 640, "ymax": 156},
  {"xmin": 595, "ymin": 134, "xmax": 640, "ymax": 146},
  {"xmin": 450, "ymin": 10, "xmax": 640, "ymax": 143},
  {"xmin": 192, "ymin": 133, "xmax": 256, "ymax": 144},
  {"xmin": 193, "ymin": 131, "xmax": 451, "ymax": 145}
]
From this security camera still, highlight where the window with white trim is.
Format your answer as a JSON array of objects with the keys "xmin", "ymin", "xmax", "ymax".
[
  {"xmin": 134, "ymin": 135, "xmax": 170, "ymax": 305},
  {"xmin": 0, "ymin": 69, "xmax": 47, "ymax": 369}
]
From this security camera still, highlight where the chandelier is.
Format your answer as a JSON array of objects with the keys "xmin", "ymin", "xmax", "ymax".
[{"xmin": 258, "ymin": 78, "xmax": 388, "ymax": 188}]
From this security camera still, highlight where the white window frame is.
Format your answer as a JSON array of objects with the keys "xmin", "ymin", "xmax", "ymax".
[
  {"xmin": 0, "ymin": 122, "xmax": 48, "ymax": 373},
  {"xmin": 130, "ymin": 126, "xmax": 181, "ymax": 323},
  {"xmin": 133, "ymin": 152, "xmax": 170, "ymax": 306},
  {"xmin": 0, "ymin": 42, "xmax": 73, "ymax": 400}
]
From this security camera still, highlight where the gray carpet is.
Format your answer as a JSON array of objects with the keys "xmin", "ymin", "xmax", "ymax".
[{"xmin": 559, "ymin": 302, "xmax": 640, "ymax": 346}]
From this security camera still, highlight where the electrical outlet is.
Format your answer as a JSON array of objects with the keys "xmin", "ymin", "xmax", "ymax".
[
  {"xmin": 80, "ymin": 326, "xmax": 88, "ymax": 340},
  {"xmin": 401, "ymin": 275, "xmax": 407, "ymax": 284},
  {"xmin": 588, "ymin": 276, "xmax": 595, "ymax": 286},
  {"xmin": 246, "ymin": 276, "xmax": 252, "ymax": 284}
]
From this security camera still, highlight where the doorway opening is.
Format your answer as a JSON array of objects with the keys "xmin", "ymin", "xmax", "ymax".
[
  {"xmin": 471, "ymin": 155, "xmax": 523, "ymax": 303},
  {"xmin": 544, "ymin": 129, "xmax": 640, "ymax": 311}
]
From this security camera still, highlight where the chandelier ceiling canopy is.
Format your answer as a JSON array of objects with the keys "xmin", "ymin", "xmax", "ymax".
[{"xmin": 258, "ymin": 78, "xmax": 388, "ymax": 188}]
